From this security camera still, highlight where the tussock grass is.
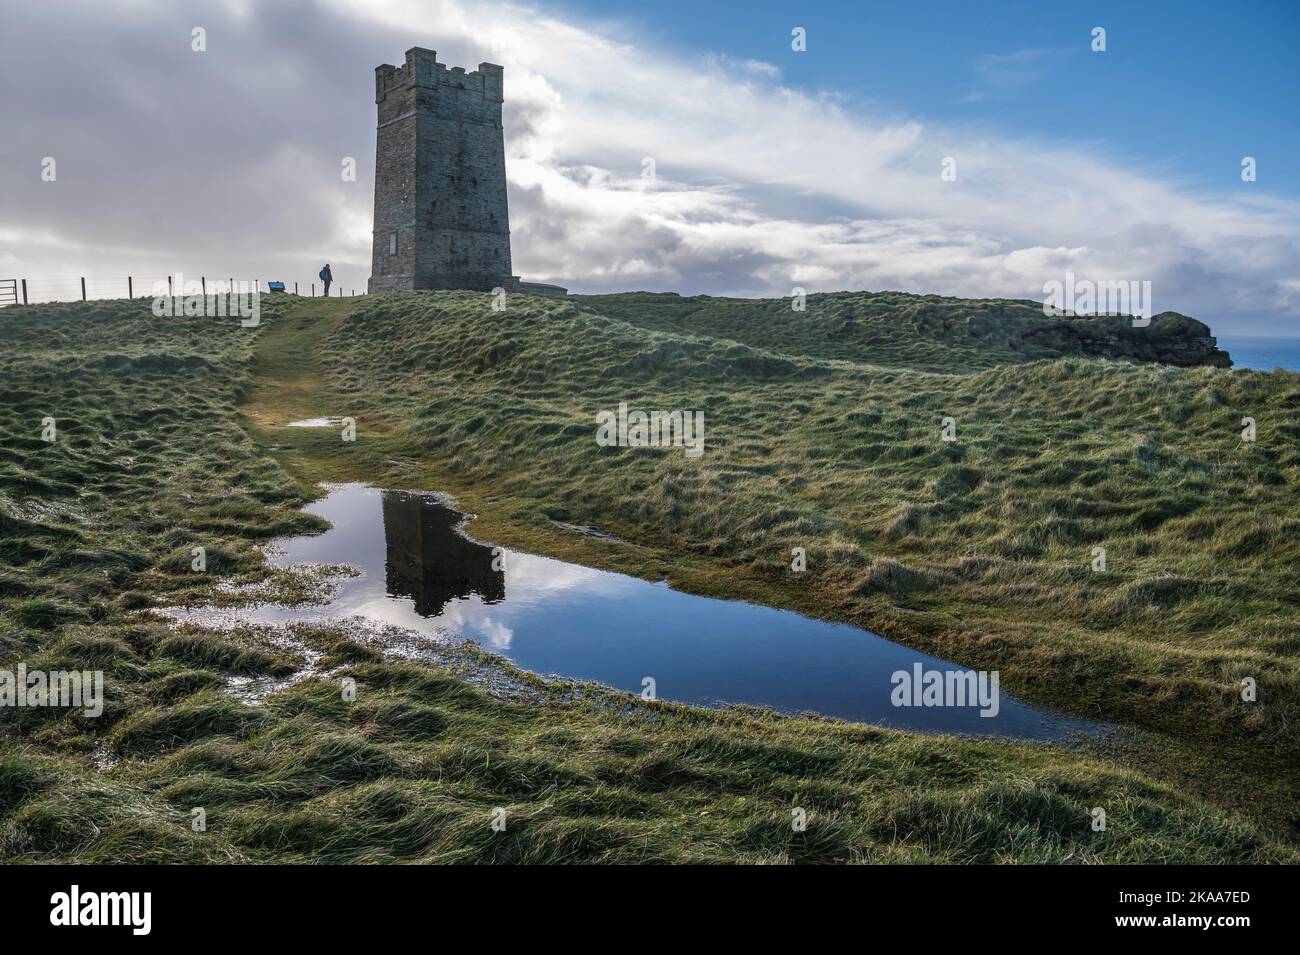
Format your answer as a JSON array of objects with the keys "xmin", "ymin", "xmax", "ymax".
[
  {"xmin": 314, "ymin": 293, "xmax": 1299, "ymax": 754},
  {"xmin": 580, "ymin": 290, "xmax": 1230, "ymax": 372},
  {"xmin": 0, "ymin": 293, "xmax": 1294, "ymax": 863}
]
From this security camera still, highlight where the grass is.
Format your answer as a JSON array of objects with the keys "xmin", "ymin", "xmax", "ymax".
[
  {"xmin": 0, "ymin": 291, "xmax": 1295, "ymax": 863},
  {"xmin": 578, "ymin": 291, "xmax": 1231, "ymax": 372},
  {"xmin": 309, "ymin": 293, "xmax": 1299, "ymax": 745}
]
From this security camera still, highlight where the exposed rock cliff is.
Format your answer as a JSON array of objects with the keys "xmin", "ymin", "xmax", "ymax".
[{"xmin": 1021, "ymin": 312, "xmax": 1232, "ymax": 368}]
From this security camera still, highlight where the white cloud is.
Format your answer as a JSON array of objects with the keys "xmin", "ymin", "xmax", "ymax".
[
  {"xmin": 333, "ymin": 0, "xmax": 1299, "ymax": 321},
  {"xmin": 962, "ymin": 47, "xmax": 1059, "ymax": 103},
  {"xmin": 1, "ymin": 0, "xmax": 1296, "ymax": 328}
]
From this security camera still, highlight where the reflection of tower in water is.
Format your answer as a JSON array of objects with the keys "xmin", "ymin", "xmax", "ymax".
[{"xmin": 381, "ymin": 490, "xmax": 505, "ymax": 617}]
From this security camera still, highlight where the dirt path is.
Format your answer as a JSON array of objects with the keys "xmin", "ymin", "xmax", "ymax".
[
  {"xmin": 245, "ymin": 297, "xmax": 356, "ymax": 431},
  {"xmin": 239, "ymin": 297, "xmax": 431, "ymax": 491}
]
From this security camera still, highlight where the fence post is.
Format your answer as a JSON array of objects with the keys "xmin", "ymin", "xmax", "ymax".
[
  {"xmin": 312, "ymin": 284, "xmax": 315, "ymax": 297},
  {"xmin": 168, "ymin": 275, "xmax": 173, "ymax": 295},
  {"xmin": 22, "ymin": 280, "xmax": 28, "ymax": 305},
  {"xmin": 295, "ymin": 282, "xmax": 298, "ymax": 295},
  {"xmin": 128, "ymin": 276, "xmax": 133, "ymax": 299},
  {"xmin": 81, "ymin": 277, "xmax": 86, "ymax": 301}
]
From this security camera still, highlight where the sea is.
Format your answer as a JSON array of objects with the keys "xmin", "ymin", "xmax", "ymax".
[{"xmin": 1216, "ymin": 336, "xmax": 1300, "ymax": 372}]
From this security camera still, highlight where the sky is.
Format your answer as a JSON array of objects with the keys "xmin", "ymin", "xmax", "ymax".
[{"xmin": 0, "ymin": 0, "xmax": 1296, "ymax": 333}]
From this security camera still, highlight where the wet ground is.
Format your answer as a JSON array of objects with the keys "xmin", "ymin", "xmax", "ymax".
[{"xmin": 164, "ymin": 483, "xmax": 1108, "ymax": 741}]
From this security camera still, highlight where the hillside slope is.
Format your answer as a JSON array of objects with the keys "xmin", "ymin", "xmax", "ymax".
[
  {"xmin": 318, "ymin": 291, "xmax": 1297, "ymax": 800},
  {"xmin": 1, "ymin": 292, "xmax": 1294, "ymax": 861},
  {"xmin": 577, "ymin": 291, "xmax": 1232, "ymax": 372}
]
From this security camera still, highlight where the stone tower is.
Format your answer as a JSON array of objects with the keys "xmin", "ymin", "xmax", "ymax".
[{"xmin": 368, "ymin": 48, "xmax": 513, "ymax": 293}]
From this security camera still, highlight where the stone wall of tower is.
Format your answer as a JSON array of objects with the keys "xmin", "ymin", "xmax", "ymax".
[{"xmin": 369, "ymin": 48, "xmax": 513, "ymax": 293}]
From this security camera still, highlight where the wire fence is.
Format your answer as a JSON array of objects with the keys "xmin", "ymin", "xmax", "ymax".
[{"xmin": 0, "ymin": 274, "xmax": 364, "ymax": 307}]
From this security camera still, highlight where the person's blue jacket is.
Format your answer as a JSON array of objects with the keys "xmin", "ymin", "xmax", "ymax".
[{"xmin": 319, "ymin": 266, "xmax": 332, "ymax": 282}]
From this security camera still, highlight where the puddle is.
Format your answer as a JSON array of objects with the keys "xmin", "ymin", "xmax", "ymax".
[
  {"xmin": 165, "ymin": 483, "xmax": 1107, "ymax": 742},
  {"xmin": 286, "ymin": 417, "xmax": 345, "ymax": 428},
  {"xmin": 551, "ymin": 519, "xmax": 638, "ymax": 546},
  {"xmin": 91, "ymin": 744, "xmax": 120, "ymax": 773}
]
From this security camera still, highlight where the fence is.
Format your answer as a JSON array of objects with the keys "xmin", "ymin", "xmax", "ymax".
[{"xmin": 0, "ymin": 275, "xmax": 363, "ymax": 307}]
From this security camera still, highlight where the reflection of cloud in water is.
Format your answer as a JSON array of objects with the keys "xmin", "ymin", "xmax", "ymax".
[
  {"xmin": 502, "ymin": 551, "xmax": 609, "ymax": 597},
  {"xmin": 438, "ymin": 600, "xmax": 516, "ymax": 648},
  {"xmin": 350, "ymin": 596, "xmax": 454, "ymax": 637},
  {"xmin": 475, "ymin": 616, "xmax": 514, "ymax": 650},
  {"xmin": 430, "ymin": 554, "xmax": 625, "ymax": 653}
]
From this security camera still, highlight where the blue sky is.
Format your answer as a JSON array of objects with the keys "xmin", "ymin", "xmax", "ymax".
[{"xmin": 550, "ymin": 0, "xmax": 1299, "ymax": 200}]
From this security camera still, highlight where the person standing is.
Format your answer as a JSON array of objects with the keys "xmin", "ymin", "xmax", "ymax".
[{"xmin": 319, "ymin": 263, "xmax": 333, "ymax": 297}]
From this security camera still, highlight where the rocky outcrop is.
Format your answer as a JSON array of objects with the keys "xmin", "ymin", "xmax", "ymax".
[{"xmin": 1020, "ymin": 312, "xmax": 1232, "ymax": 368}]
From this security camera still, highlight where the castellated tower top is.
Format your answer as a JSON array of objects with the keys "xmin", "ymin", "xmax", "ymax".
[
  {"xmin": 374, "ymin": 48, "xmax": 504, "ymax": 105},
  {"xmin": 368, "ymin": 47, "xmax": 513, "ymax": 294}
]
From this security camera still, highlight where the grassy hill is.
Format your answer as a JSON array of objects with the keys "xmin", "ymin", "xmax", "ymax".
[
  {"xmin": 318, "ymin": 292, "xmax": 1297, "ymax": 744},
  {"xmin": 0, "ymin": 291, "xmax": 1295, "ymax": 863},
  {"xmin": 577, "ymin": 291, "xmax": 1232, "ymax": 372}
]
